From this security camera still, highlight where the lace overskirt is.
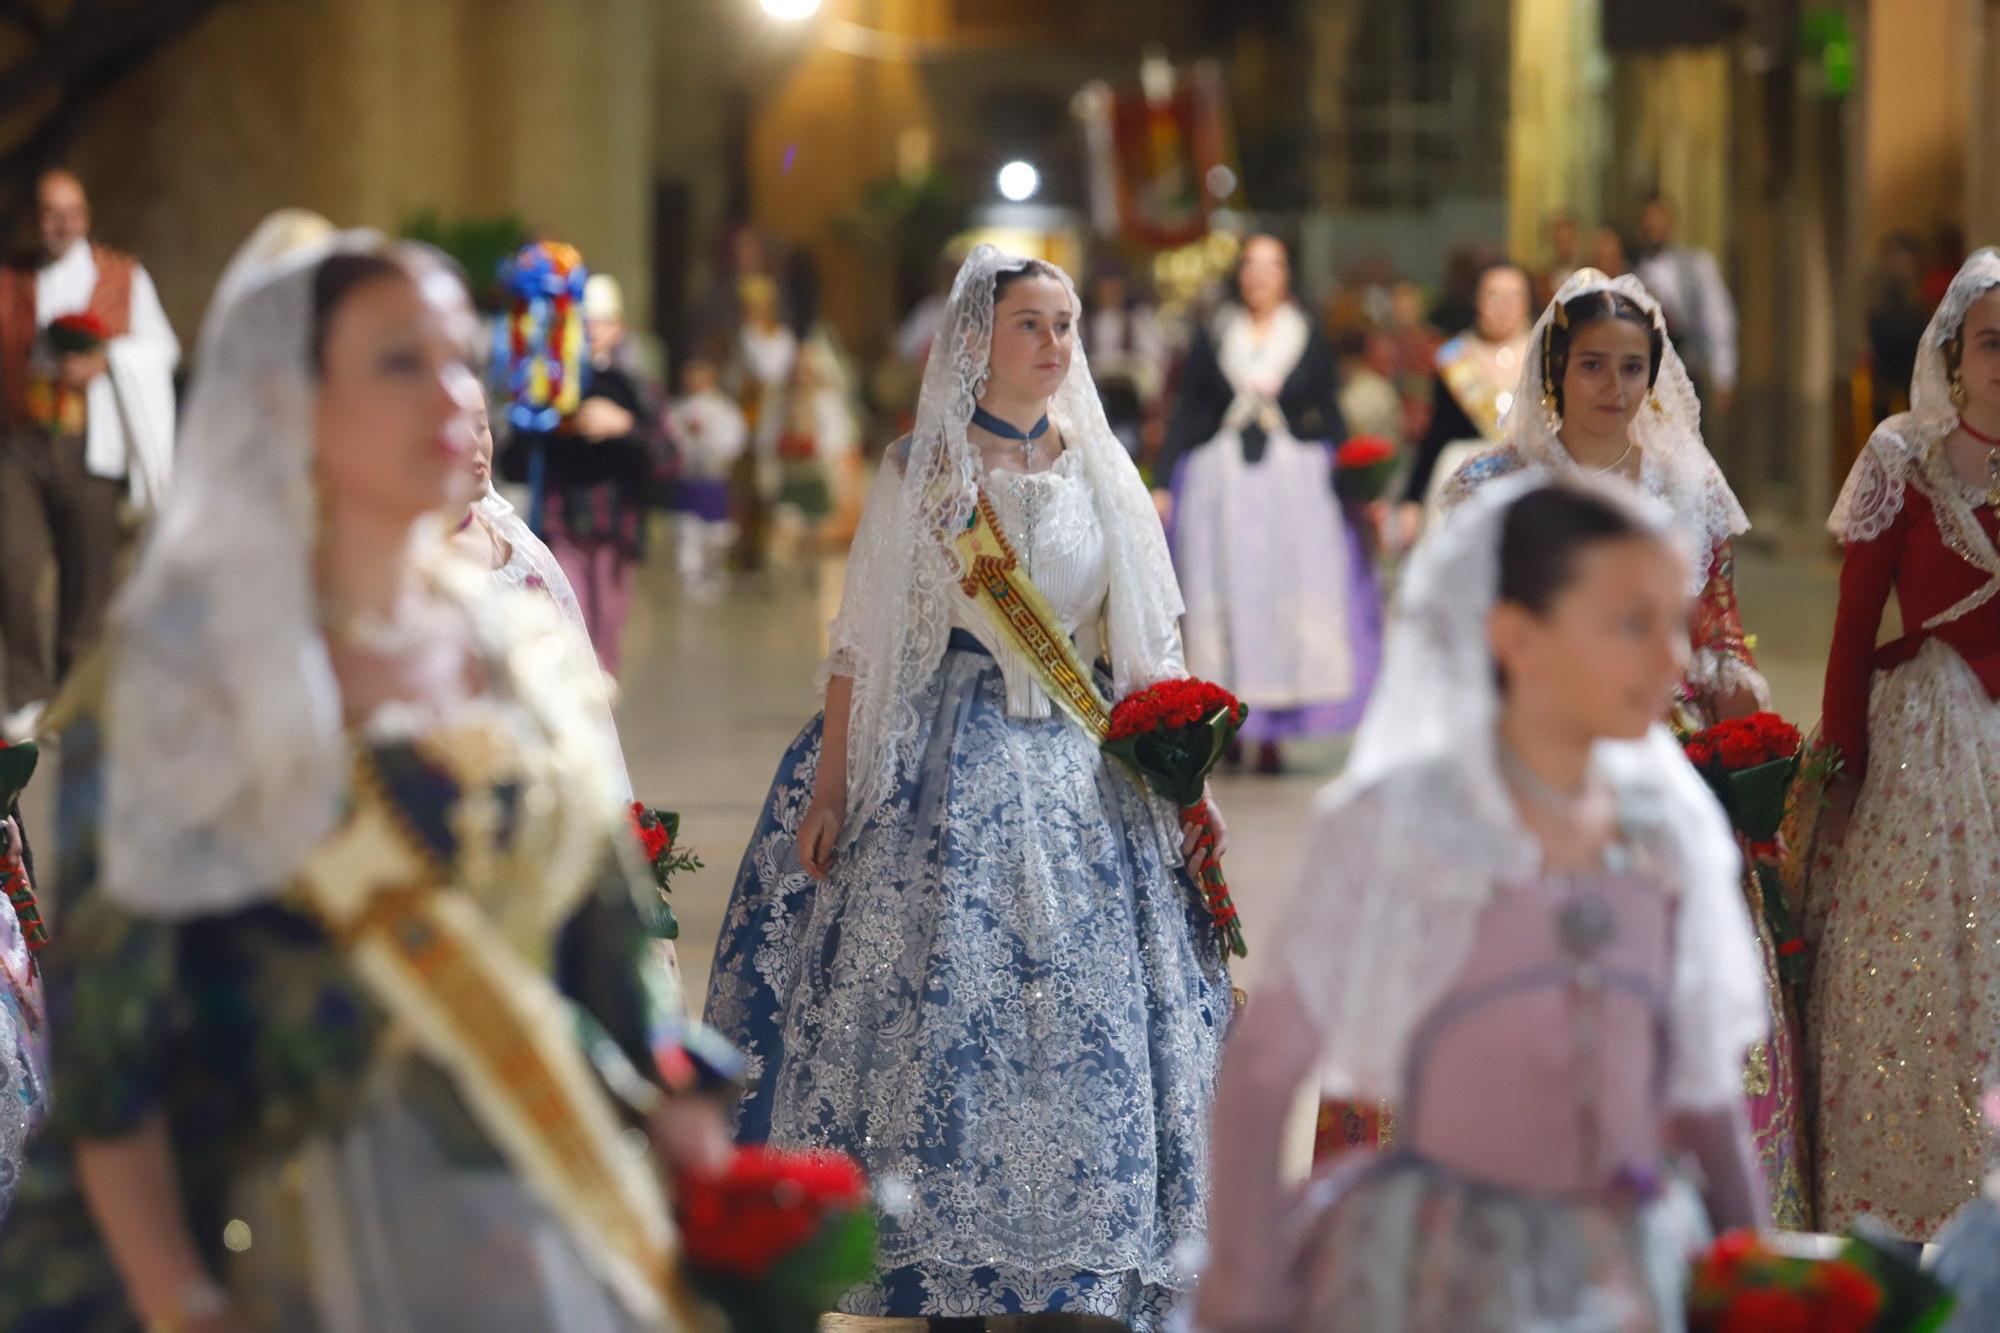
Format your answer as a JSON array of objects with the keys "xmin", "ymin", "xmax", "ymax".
[{"xmin": 705, "ymin": 648, "xmax": 1230, "ymax": 1324}]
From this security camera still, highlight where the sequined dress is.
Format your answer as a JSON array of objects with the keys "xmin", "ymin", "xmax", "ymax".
[{"xmin": 1811, "ymin": 446, "xmax": 2000, "ymax": 1237}]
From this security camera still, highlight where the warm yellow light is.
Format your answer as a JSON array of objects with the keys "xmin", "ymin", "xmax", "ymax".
[{"xmin": 760, "ymin": 0, "xmax": 820, "ymax": 18}]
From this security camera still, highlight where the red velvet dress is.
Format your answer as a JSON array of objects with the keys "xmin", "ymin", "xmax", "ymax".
[{"xmin": 1809, "ymin": 460, "xmax": 2000, "ymax": 1238}]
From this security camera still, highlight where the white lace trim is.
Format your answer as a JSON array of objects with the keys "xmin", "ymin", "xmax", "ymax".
[
  {"xmin": 1686, "ymin": 647, "xmax": 1771, "ymax": 710},
  {"xmin": 1830, "ymin": 250, "xmax": 2000, "ymax": 543},
  {"xmin": 822, "ymin": 246, "xmax": 1185, "ymax": 836},
  {"xmin": 1493, "ymin": 269, "xmax": 1749, "ymax": 598},
  {"xmin": 1277, "ymin": 474, "xmax": 1767, "ymax": 1115}
]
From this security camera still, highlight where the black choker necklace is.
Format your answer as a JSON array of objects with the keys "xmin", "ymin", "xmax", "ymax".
[{"xmin": 972, "ymin": 405, "xmax": 1051, "ymax": 467}]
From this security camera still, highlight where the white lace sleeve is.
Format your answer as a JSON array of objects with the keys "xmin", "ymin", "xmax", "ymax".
[
  {"xmin": 1829, "ymin": 420, "xmax": 1922, "ymax": 543},
  {"xmin": 1089, "ymin": 438, "xmax": 1187, "ymax": 695},
  {"xmin": 1685, "ymin": 648, "xmax": 1772, "ymax": 710},
  {"xmin": 817, "ymin": 445, "xmax": 909, "ymax": 690}
]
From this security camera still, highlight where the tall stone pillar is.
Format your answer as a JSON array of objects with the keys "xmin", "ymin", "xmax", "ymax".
[{"xmin": 1507, "ymin": 0, "xmax": 1606, "ymax": 264}]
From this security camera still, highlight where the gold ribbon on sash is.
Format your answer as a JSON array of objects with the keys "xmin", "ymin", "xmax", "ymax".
[
  {"xmin": 952, "ymin": 488, "xmax": 1113, "ymax": 741},
  {"xmin": 293, "ymin": 753, "xmax": 696, "ymax": 1330},
  {"xmin": 1437, "ymin": 339, "xmax": 1507, "ymax": 441}
]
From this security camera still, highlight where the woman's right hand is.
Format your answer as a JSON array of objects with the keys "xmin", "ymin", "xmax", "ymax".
[{"xmin": 798, "ymin": 789, "xmax": 846, "ymax": 880}]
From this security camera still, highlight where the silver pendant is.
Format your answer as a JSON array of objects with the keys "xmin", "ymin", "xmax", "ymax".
[{"xmin": 1557, "ymin": 891, "xmax": 1617, "ymax": 965}]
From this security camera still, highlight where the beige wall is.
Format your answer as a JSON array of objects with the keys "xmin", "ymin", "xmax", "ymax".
[
  {"xmin": 1860, "ymin": 0, "xmax": 1970, "ymax": 246},
  {"xmin": 1970, "ymin": 0, "xmax": 2000, "ymax": 243},
  {"xmin": 63, "ymin": 0, "xmax": 658, "ymax": 343},
  {"xmin": 1507, "ymin": 0, "xmax": 1605, "ymax": 264},
  {"xmin": 746, "ymin": 23, "xmax": 935, "ymax": 347},
  {"xmin": 1610, "ymin": 46, "xmax": 1731, "ymax": 253}
]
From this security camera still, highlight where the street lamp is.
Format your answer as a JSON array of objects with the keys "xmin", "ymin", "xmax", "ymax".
[
  {"xmin": 759, "ymin": 0, "xmax": 820, "ymax": 18},
  {"xmin": 997, "ymin": 160, "xmax": 1040, "ymax": 203}
]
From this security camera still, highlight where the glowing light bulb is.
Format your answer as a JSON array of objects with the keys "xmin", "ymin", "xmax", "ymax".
[{"xmin": 997, "ymin": 160, "xmax": 1041, "ymax": 202}]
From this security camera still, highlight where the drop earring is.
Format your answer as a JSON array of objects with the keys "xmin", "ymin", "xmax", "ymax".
[{"xmin": 1951, "ymin": 372, "xmax": 1969, "ymax": 408}]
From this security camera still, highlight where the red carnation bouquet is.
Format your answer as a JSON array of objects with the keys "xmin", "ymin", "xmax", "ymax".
[
  {"xmin": 1333, "ymin": 434, "xmax": 1400, "ymax": 503},
  {"xmin": 1682, "ymin": 712, "xmax": 1838, "ymax": 986},
  {"xmin": 675, "ymin": 1146, "xmax": 876, "ymax": 1332},
  {"xmin": 629, "ymin": 803, "xmax": 701, "ymax": 941},
  {"xmin": 28, "ymin": 312, "xmax": 109, "ymax": 436},
  {"xmin": 1688, "ymin": 1227, "xmax": 1951, "ymax": 1332},
  {"xmin": 46, "ymin": 311, "xmax": 108, "ymax": 355},
  {"xmin": 1104, "ymin": 679, "xmax": 1249, "ymax": 958}
]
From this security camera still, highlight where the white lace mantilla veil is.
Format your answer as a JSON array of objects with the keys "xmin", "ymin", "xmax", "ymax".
[
  {"xmin": 1830, "ymin": 247, "xmax": 2000, "ymax": 542},
  {"xmin": 821, "ymin": 244, "xmax": 1185, "ymax": 836},
  {"xmin": 100, "ymin": 227, "xmax": 388, "ymax": 917},
  {"xmin": 1276, "ymin": 472, "xmax": 1767, "ymax": 1111},
  {"xmin": 1469, "ymin": 268, "xmax": 1751, "ymax": 600}
]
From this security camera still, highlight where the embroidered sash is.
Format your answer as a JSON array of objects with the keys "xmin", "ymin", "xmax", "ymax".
[
  {"xmin": 292, "ymin": 753, "xmax": 694, "ymax": 1330},
  {"xmin": 952, "ymin": 488, "xmax": 1112, "ymax": 741},
  {"xmin": 1436, "ymin": 337, "xmax": 1507, "ymax": 441}
]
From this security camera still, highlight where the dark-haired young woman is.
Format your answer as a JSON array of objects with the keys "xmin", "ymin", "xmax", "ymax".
[
  {"xmin": 1436, "ymin": 269, "xmax": 1810, "ymax": 1228},
  {"xmin": 1394, "ymin": 259, "xmax": 1536, "ymax": 537},
  {"xmin": 1194, "ymin": 476, "xmax": 1766, "ymax": 1331},
  {"xmin": 1811, "ymin": 249, "xmax": 2000, "ymax": 1239},
  {"xmin": 706, "ymin": 246, "xmax": 1228, "ymax": 1327},
  {"xmin": 0, "ymin": 224, "xmax": 737, "ymax": 1331}
]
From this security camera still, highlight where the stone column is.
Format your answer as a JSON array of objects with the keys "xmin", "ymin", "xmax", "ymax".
[{"xmin": 1507, "ymin": 0, "xmax": 1606, "ymax": 263}]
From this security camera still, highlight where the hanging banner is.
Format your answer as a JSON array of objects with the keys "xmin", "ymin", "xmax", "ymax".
[{"xmin": 1078, "ymin": 59, "xmax": 1238, "ymax": 252}]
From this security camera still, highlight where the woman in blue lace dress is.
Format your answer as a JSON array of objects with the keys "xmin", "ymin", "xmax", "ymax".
[{"xmin": 705, "ymin": 247, "xmax": 1232, "ymax": 1327}]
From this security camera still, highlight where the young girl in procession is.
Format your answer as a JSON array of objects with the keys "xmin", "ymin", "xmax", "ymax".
[
  {"xmin": 1810, "ymin": 247, "xmax": 2000, "ymax": 1239},
  {"xmin": 705, "ymin": 246, "xmax": 1231, "ymax": 1326},
  {"xmin": 1196, "ymin": 475, "xmax": 1768, "ymax": 1332},
  {"xmin": 1437, "ymin": 269, "xmax": 1810, "ymax": 1228},
  {"xmin": 664, "ymin": 356, "xmax": 749, "ymax": 599},
  {"xmin": 0, "ymin": 227, "xmax": 736, "ymax": 1331}
]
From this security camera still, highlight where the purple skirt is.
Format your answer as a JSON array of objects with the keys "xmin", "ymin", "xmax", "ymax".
[
  {"xmin": 1167, "ymin": 448, "xmax": 1382, "ymax": 743},
  {"xmin": 674, "ymin": 477, "xmax": 732, "ymax": 523}
]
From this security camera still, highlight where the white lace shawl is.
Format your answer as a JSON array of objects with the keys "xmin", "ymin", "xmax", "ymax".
[
  {"xmin": 102, "ymin": 229, "xmax": 628, "ymax": 916},
  {"xmin": 1212, "ymin": 300, "xmax": 1311, "ymax": 435},
  {"xmin": 1276, "ymin": 473, "xmax": 1767, "ymax": 1112},
  {"xmin": 1450, "ymin": 269, "xmax": 1750, "ymax": 600},
  {"xmin": 819, "ymin": 245, "xmax": 1185, "ymax": 836},
  {"xmin": 1830, "ymin": 248, "xmax": 2000, "ymax": 544}
]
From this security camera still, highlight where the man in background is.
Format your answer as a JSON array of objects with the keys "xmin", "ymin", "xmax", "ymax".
[
  {"xmin": 1635, "ymin": 193, "xmax": 1738, "ymax": 414},
  {"xmin": 0, "ymin": 169, "xmax": 178, "ymax": 739}
]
